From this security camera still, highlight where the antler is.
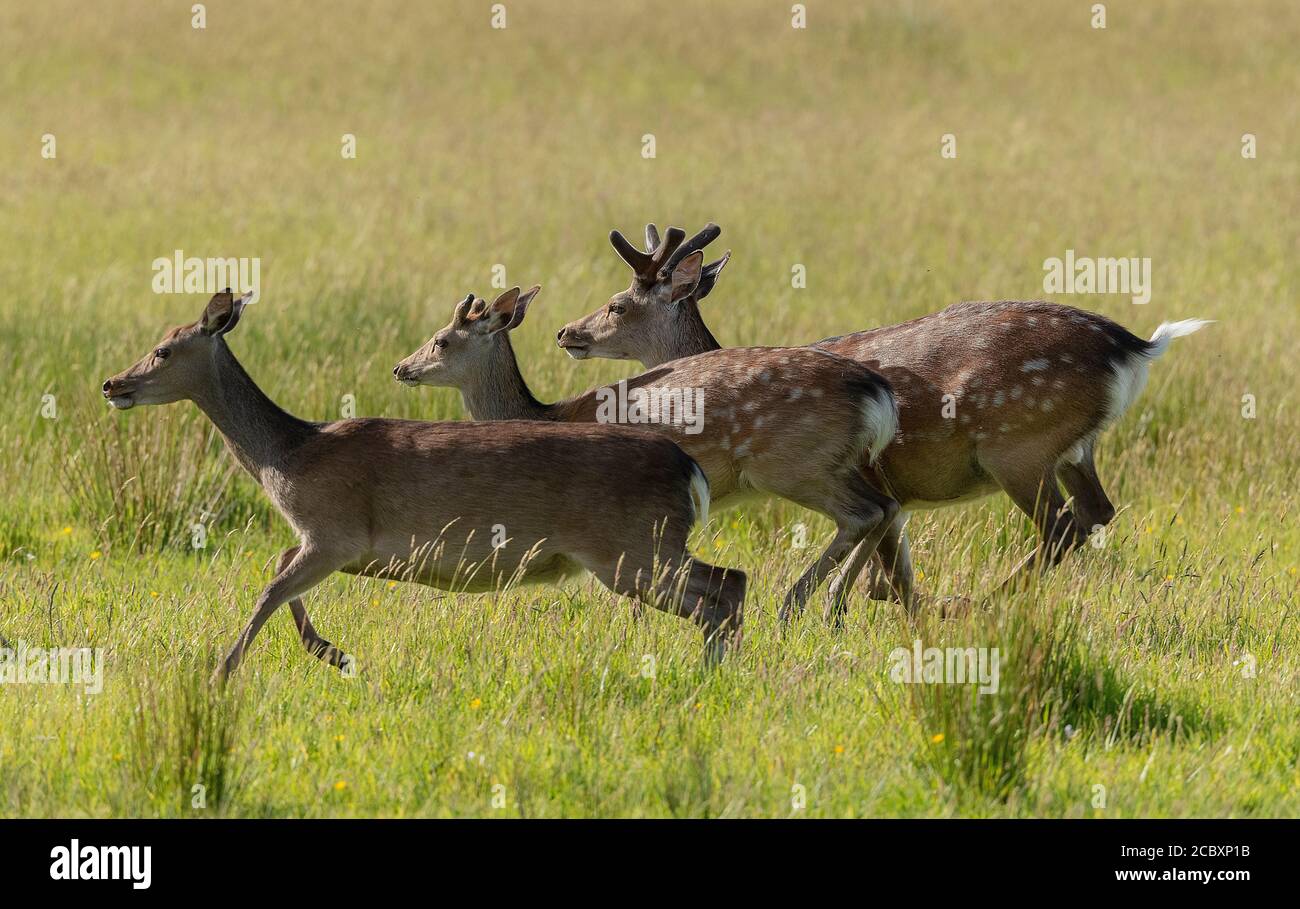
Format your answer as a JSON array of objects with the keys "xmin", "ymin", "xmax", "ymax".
[
  {"xmin": 659, "ymin": 223, "xmax": 722, "ymax": 278},
  {"xmin": 452, "ymin": 293, "xmax": 476, "ymax": 326},
  {"xmin": 610, "ymin": 225, "xmax": 685, "ymax": 279}
]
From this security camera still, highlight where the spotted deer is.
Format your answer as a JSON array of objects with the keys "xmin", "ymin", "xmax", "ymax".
[
  {"xmin": 102, "ymin": 290, "xmax": 747, "ymax": 675},
  {"xmin": 393, "ymin": 279, "xmax": 901, "ymax": 623},
  {"xmin": 556, "ymin": 223, "xmax": 1212, "ymax": 606}
]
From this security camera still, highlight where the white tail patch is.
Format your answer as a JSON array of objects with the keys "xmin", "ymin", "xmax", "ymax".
[
  {"xmin": 1103, "ymin": 317, "xmax": 1212, "ymax": 425},
  {"xmin": 859, "ymin": 387, "xmax": 900, "ymax": 463},
  {"xmin": 688, "ymin": 462, "xmax": 711, "ymax": 527},
  {"xmin": 1146, "ymin": 319, "xmax": 1214, "ymax": 358}
]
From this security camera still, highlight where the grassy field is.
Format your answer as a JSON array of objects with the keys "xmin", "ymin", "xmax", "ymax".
[{"xmin": 1, "ymin": 0, "xmax": 1297, "ymax": 817}]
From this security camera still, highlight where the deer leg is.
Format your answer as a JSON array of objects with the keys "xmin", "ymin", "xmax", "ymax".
[
  {"xmin": 672, "ymin": 560, "xmax": 746, "ymax": 665},
  {"xmin": 584, "ymin": 556, "xmax": 745, "ymax": 665},
  {"xmin": 1056, "ymin": 444, "xmax": 1116, "ymax": 538},
  {"xmin": 780, "ymin": 482, "xmax": 899, "ymax": 627},
  {"xmin": 217, "ymin": 546, "xmax": 341, "ymax": 680},
  {"xmin": 985, "ymin": 459, "xmax": 1085, "ymax": 587},
  {"xmin": 828, "ymin": 513, "xmax": 914, "ymax": 614}
]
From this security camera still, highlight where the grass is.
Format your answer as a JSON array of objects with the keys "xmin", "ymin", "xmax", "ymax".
[{"xmin": 0, "ymin": 0, "xmax": 1297, "ymax": 817}]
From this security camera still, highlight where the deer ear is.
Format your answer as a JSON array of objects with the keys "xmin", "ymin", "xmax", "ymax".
[
  {"xmin": 200, "ymin": 288, "xmax": 245, "ymax": 335},
  {"xmin": 505, "ymin": 284, "xmax": 541, "ymax": 331},
  {"xmin": 669, "ymin": 250, "xmax": 704, "ymax": 302},
  {"xmin": 483, "ymin": 287, "xmax": 521, "ymax": 334},
  {"xmin": 694, "ymin": 250, "xmax": 731, "ymax": 302}
]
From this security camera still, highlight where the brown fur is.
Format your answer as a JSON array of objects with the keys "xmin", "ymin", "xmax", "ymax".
[
  {"xmin": 555, "ymin": 224, "xmax": 1184, "ymax": 605},
  {"xmin": 396, "ymin": 287, "xmax": 903, "ymax": 623},
  {"xmin": 104, "ymin": 292, "xmax": 745, "ymax": 677}
]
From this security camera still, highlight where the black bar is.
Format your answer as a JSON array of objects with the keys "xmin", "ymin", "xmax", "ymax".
[{"xmin": 1, "ymin": 819, "xmax": 1287, "ymax": 894}]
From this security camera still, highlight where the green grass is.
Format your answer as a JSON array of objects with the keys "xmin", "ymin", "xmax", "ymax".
[{"xmin": 0, "ymin": 0, "xmax": 1296, "ymax": 817}]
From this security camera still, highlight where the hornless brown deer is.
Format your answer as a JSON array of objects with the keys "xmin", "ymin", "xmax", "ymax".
[
  {"xmin": 393, "ymin": 279, "xmax": 902, "ymax": 624},
  {"xmin": 556, "ymin": 223, "xmax": 1212, "ymax": 609},
  {"xmin": 102, "ymin": 290, "xmax": 747, "ymax": 676}
]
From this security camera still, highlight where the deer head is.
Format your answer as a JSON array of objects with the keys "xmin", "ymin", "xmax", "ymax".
[
  {"xmin": 102, "ymin": 289, "xmax": 252, "ymax": 409},
  {"xmin": 394, "ymin": 285, "xmax": 542, "ymax": 387},
  {"xmin": 556, "ymin": 223, "xmax": 729, "ymax": 363}
]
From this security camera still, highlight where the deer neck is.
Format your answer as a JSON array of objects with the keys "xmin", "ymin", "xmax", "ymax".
[
  {"xmin": 190, "ymin": 340, "xmax": 315, "ymax": 478},
  {"xmin": 642, "ymin": 300, "xmax": 722, "ymax": 367},
  {"xmin": 458, "ymin": 337, "xmax": 559, "ymax": 422}
]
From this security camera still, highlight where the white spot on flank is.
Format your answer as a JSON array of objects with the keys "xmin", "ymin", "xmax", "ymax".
[
  {"xmin": 1060, "ymin": 353, "xmax": 1073, "ymax": 364},
  {"xmin": 1010, "ymin": 385, "xmax": 1023, "ymax": 399},
  {"xmin": 999, "ymin": 423, "xmax": 1010, "ymax": 433},
  {"xmin": 1021, "ymin": 358, "xmax": 1049, "ymax": 372},
  {"xmin": 1041, "ymin": 398, "xmax": 1054, "ymax": 412},
  {"xmin": 992, "ymin": 391, "xmax": 1005, "ymax": 406},
  {"xmin": 788, "ymin": 388, "xmax": 803, "ymax": 401},
  {"xmin": 809, "ymin": 388, "xmax": 823, "ymax": 398},
  {"xmin": 1032, "ymin": 376, "xmax": 1045, "ymax": 386}
]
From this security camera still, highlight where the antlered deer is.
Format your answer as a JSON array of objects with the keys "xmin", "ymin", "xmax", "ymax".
[
  {"xmin": 556, "ymin": 223, "xmax": 1211, "ymax": 607},
  {"xmin": 102, "ymin": 290, "xmax": 746, "ymax": 675},
  {"xmin": 393, "ymin": 278, "xmax": 901, "ymax": 623}
]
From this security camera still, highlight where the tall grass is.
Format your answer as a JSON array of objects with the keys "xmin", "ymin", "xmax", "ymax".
[
  {"xmin": 903, "ymin": 591, "xmax": 1204, "ymax": 802},
  {"xmin": 56, "ymin": 401, "xmax": 261, "ymax": 553},
  {"xmin": 125, "ymin": 652, "xmax": 248, "ymax": 816}
]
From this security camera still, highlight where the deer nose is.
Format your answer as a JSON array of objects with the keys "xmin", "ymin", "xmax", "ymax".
[
  {"xmin": 102, "ymin": 379, "xmax": 113, "ymax": 395},
  {"xmin": 556, "ymin": 329, "xmax": 565, "ymax": 342}
]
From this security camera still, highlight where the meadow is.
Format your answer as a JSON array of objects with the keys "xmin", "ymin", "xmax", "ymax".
[{"xmin": 0, "ymin": 0, "xmax": 1296, "ymax": 817}]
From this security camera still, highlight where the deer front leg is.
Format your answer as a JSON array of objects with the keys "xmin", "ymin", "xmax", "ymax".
[{"xmin": 217, "ymin": 546, "xmax": 341, "ymax": 681}]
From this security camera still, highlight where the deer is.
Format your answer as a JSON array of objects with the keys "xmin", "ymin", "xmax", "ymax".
[
  {"xmin": 555, "ymin": 223, "xmax": 1212, "ymax": 610},
  {"xmin": 392, "ymin": 273, "xmax": 903, "ymax": 625},
  {"xmin": 101, "ymin": 290, "xmax": 748, "ymax": 676}
]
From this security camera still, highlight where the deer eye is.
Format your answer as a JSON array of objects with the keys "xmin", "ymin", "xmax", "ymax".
[
  {"xmin": 608, "ymin": 303, "xmax": 626, "ymax": 316},
  {"xmin": 434, "ymin": 338, "xmax": 448, "ymax": 349},
  {"xmin": 154, "ymin": 348, "xmax": 170, "ymax": 360}
]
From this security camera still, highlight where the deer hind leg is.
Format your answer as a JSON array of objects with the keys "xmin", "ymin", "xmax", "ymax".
[
  {"xmin": 1056, "ymin": 441, "xmax": 1116, "ymax": 539},
  {"xmin": 273, "ymin": 546, "xmax": 349, "ymax": 670},
  {"xmin": 582, "ymin": 554, "xmax": 746, "ymax": 665},
  {"xmin": 217, "ymin": 545, "xmax": 342, "ymax": 681},
  {"xmin": 983, "ymin": 454, "xmax": 1086, "ymax": 587},
  {"xmin": 828, "ymin": 512, "xmax": 914, "ymax": 614},
  {"xmin": 778, "ymin": 477, "xmax": 900, "ymax": 628}
]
